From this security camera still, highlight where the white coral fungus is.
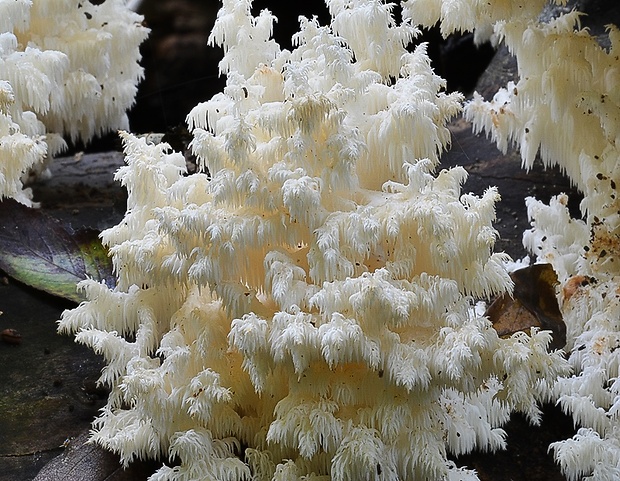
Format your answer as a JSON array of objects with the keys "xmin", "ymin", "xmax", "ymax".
[
  {"xmin": 413, "ymin": 0, "xmax": 620, "ymax": 479},
  {"xmin": 60, "ymin": 1, "xmax": 568, "ymax": 480},
  {"xmin": 0, "ymin": 0, "xmax": 148, "ymax": 203}
]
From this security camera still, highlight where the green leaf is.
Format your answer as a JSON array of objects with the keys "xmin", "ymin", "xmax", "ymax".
[{"xmin": 0, "ymin": 199, "xmax": 115, "ymax": 302}]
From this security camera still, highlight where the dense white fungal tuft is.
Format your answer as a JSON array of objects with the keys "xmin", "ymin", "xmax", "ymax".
[
  {"xmin": 58, "ymin": 1, "xmax": 574, "ymax": 480},
  {"xmin": 0, "ymin": 0, "xmax": 148, "ymax": 203},
  {"xmin": 412, "ymin": 1, "xmax": 620, "ymax": 479}
]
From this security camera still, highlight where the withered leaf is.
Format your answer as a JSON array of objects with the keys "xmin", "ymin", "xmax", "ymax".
[
  {"xmin": 0, "ymin": 199, "xmax": 114, "ymax": 303},
  {"xmin": 487, "ymin": 263, "xmax": 566, "ymax": 350}
]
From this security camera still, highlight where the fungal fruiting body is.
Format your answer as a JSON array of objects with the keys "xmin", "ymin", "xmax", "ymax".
[
  {"xmin": 0, "ymin": 0, "xmax": 148, "ymax": 204},
  {"xmin": 60, "ymin": 1, "xmax": 569, "ymax": 480},
  {"xmin": 413, "ymin": 0, "xmax": 620, "ymax": 479}
]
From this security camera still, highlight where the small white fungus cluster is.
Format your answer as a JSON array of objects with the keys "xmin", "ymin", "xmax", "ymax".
[
  {"xmin": 60, "ymin": 1, "xmax": 570, "ymax": 480},
  {"xmin": 0, "ymin": 0, "xmax": 148, "ymax": 204},
  {"xmin": 402, "ymin": 0, "xmax": 567, "ymax": 44},
  {"xmin": 414, "ymin": 0, "xmax": 620, "ymax": 479}
]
